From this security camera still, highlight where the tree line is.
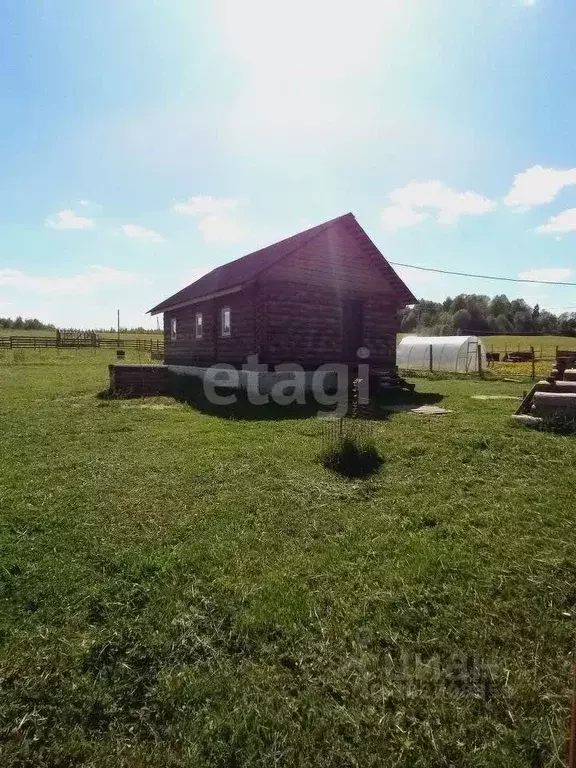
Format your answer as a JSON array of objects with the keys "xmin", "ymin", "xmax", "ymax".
[
  {"xmin": 0, "ymin": 317, "xmax": 56, "ymax": 331},
  {"xmin": 399, "ymin": 294, "xmax": 576, "ymax": 336},
  {"xmin": 0, "ymin": 317, "xmax": 161, "ymax": 333}
]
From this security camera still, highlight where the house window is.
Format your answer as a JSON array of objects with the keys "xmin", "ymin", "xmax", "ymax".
[
  {"xmin": 170, "ymin": 317, "xmax": 178, "ymax": 341},
  {"xmin": 221, "ymin": 307, "xmax": 231, "ymax": 337},
  {"xmin": 195, "ymin": 312, "xmax": 203, "ymax": 339}
]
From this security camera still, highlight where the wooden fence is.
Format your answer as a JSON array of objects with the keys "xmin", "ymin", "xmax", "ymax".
[
  {"xmin": 489, "ymin": 343, "xmax": 576, "ymax": 360},
  {"xmin": 0, "ymin": 335, "xmax": 164, "ymax": 353}
]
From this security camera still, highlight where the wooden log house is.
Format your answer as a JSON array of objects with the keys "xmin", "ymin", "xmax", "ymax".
[{"xmin": 148, "ymin": 213, "xmax": 416, "ymax": 373}]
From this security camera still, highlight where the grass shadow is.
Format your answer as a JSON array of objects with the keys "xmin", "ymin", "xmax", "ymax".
[
  {"xmin": 168, "ymin": 372, "xmax": 341, "ymax": 421},
  {"xmin": 321, "ymin": 436, "xmax": 384, "ymax": 478},
  {"xmin": 97, "ymin": 387, "xmax": 144, "ymax": 401},
  {"xmin": 377, "ymin": 390, "xmax": 444, "ymax": 407},
  {"xmin": 539, "ymin": 412, "xmax": 576, "ymax": 435},
  {"xmin": 97, "ymin": 374, "xmax": 443, "ymax": 423}
]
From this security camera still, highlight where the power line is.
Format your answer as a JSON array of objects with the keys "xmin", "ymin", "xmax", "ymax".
[{"xmin": 389, "ymin": 261, "xmax": 576, "ymax": 287}]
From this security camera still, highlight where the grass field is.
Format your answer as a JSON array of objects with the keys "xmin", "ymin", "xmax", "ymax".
[
  {"xmin": 0, "ymin": 329, "xmax": 162, "ymax": 339},
  {"xmin": 482, "ymin": 335, "xmax": 576, "ymax": 357},
  {"xmin": 1, "ymin": 350, "xmax": 576, "ymax": 766},
  {"xmin": 1, "ymin": 330, "xmax": 575, "ymax": 356}
]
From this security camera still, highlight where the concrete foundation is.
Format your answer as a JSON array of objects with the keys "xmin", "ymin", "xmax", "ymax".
[
  {"xmin": 109, "ymin": 364, "xmax": 170, "ymax": 396},
  {"xmin": 109, "ymin": 363, "xmax": 342, "ymax": 396}
]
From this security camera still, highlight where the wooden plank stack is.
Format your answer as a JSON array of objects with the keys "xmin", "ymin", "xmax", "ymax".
[{"xmin": 513, "ymin": 356, "xmax": 576, "ymax": 427}]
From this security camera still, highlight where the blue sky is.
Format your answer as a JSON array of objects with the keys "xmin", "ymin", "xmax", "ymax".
[{"xmin": 1, "ymin": 0, "xmax": 576, "ymax": 327}]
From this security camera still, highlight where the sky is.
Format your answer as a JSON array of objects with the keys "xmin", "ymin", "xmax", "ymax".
[{"xmin": 1, "ymin": 0, "xmax": 576, "ymax": 328}]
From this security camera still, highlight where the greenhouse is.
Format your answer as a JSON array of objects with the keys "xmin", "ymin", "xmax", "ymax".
[{"xmin": 397, "ymin": 335, "xmax": 486, "ymax": 374}]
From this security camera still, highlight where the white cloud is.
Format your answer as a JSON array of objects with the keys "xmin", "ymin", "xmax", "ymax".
[
  {"xmin": 519, "ymin": 0, "xmax": 538, "ymax": 6},
  {"xmin": 381, "ymin": 205, "xmax": 429, "ymax": 232},
  {"xmin": 504, "ymin": 166, "xmax": 576, "ymax": 210},
  {"xmin": 0, "ymin": 265, "xmax": 144, "ymax": 295},
  {"xmin": 381, "ymin": 180, "xmax": 495, "ymax": 231},
  {"xmin": 518, "ymin": 268, "xmax": 573, "ymax": 282},
  {"xmin": 198, "ymin": 215, "xmax": 246, "ymax": 244},
  {"xmin": 121, "ymin": 224, "xmax": 165, "ymax": 242},
  {"xmin": 536, "ymin": 208, "xmax": 576, "ymax": 235},
  {"xmin": 45, "ymin": 209, "xmax": 95, "ymax": 230},
  {"xmin": 173, "ymin": 195, "xmax": 239, "ymax": 216},
  {"xmin": 174, "ymin": 195, "xmax": 246, "ymax": 244}
]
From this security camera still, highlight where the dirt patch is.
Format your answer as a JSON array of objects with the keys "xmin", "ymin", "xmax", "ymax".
[{"xmin": 472, "ymin": 395, "xmax": 520, "ymax": 401}]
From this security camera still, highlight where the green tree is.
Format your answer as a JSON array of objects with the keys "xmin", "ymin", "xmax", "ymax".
[
  {"xmin": 453, "ymin": 308, "xmax": 472, "ymax": 333},
  {"xmin": 489, "ymin": 295, "xmax": 511, "ymax": 318},
  {"xmin": 495, "ymin": 314, "xmax": 514, "ymax": 333}
]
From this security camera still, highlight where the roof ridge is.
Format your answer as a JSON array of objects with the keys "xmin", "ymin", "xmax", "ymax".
[
  {"xmin": 148, "ymin": 213, "xmax": 354, "ymax": 314},
  {"xmin": 249, "ymin": 212, "xmax": 354, "ymax": 285},
  {"xmin": 203, "ymin": 212, "xmax": 352, "ymax": 274}
]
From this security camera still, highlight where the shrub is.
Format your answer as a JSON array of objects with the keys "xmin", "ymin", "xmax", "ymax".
[{"xmin": 320, "ymin": 419, "xmax": 383, "ymax": 478}]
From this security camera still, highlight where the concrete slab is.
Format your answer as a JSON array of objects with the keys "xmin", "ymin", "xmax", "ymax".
[
  {"xmin": 410, "ymin": 405, "xmax": 452, "ymax": 415},
  {"xmin": 511, "ymin": 414, "xmax": 543, "ymax": 429}
]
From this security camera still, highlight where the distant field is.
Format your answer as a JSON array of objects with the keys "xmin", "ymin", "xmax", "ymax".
[
  {"xmin": 1, "ymin": 330, "xmax": 574, "ymax": 356},
  {"xmin": 0, "ymin": 329, "xmax": 162, "ymax": 339},
  {"xmin": 482, "ymin": 334, "xmax": 576, "ymax": 357}
]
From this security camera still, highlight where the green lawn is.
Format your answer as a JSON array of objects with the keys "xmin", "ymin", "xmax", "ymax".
[{"xmin": 1, "ymin": 351, "xmax": 575, "ymax": 766}]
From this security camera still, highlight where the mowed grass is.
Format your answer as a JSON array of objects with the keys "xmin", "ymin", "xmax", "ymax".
[{"xmin": 2, "ymin": 352, "xmax": 576, "ymax": 767}]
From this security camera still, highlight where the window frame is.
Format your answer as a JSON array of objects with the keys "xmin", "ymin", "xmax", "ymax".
[
  {"xmin": 195, "ymin": 311, "xmax": 203, "ymax": 339},
  {"xmin": 220, "ymin": 306, "xmax": 231, "ymax": 337},
  {"xmin": 170, "ymin": 317, "xmax": 178, "ymax": 342}
]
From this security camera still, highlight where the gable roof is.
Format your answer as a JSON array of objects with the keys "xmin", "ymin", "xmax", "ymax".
[{"xmin": 148, "ymin": 212, "xmax": 416, "ymax": 314}]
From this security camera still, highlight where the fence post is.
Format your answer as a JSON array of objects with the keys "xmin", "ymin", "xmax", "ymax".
[
  {"xmin": 477, "ymin": 344, "xmax": 483, "ymax": 378},
  {"xmin": 531, "ymin": 346, "xmax": 535, "ymax": 380},
  {"xmin": 429, "ymin": 344, "xmax": 433, "ymax": 372}
]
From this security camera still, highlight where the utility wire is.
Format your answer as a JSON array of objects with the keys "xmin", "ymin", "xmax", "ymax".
[{"xmin": 389, "ymin": 261, "xmax": 576, "ymax": 286}]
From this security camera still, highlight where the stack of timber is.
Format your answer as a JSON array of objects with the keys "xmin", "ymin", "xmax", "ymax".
[{"xmin": 513, "ymin": 355, "xmax": 576, "ymax": 427}]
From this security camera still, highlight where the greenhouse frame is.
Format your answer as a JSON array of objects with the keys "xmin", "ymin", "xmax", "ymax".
[{"xmin": 396, "ymin": 335, "xmax": 486, "ymax": 374}]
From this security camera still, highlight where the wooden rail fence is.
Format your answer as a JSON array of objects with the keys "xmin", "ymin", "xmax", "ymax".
[{"xmin": 0, "ymin": 335, "xmax": 164, "ymax": 353}]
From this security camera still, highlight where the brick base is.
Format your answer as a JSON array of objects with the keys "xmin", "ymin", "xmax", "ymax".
[{"xmin": 109, "ymin": 364, "xmax": 170, "ymax": 396}]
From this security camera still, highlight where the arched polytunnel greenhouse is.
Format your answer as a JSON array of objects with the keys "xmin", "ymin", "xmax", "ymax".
[{"xmin": 396, "ymin": 336, "xmax": 486, "ymax": 374}]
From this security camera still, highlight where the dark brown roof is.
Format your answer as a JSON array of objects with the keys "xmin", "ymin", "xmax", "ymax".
[{"xmin": 148, "ymin": 212, "xmax": 416, "ymax": 314}]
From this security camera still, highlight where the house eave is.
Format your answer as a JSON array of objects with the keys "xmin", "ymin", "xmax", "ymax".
[{"xmin": 148, "ymin": 283, "xmax": 246, "ymax": 316}]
